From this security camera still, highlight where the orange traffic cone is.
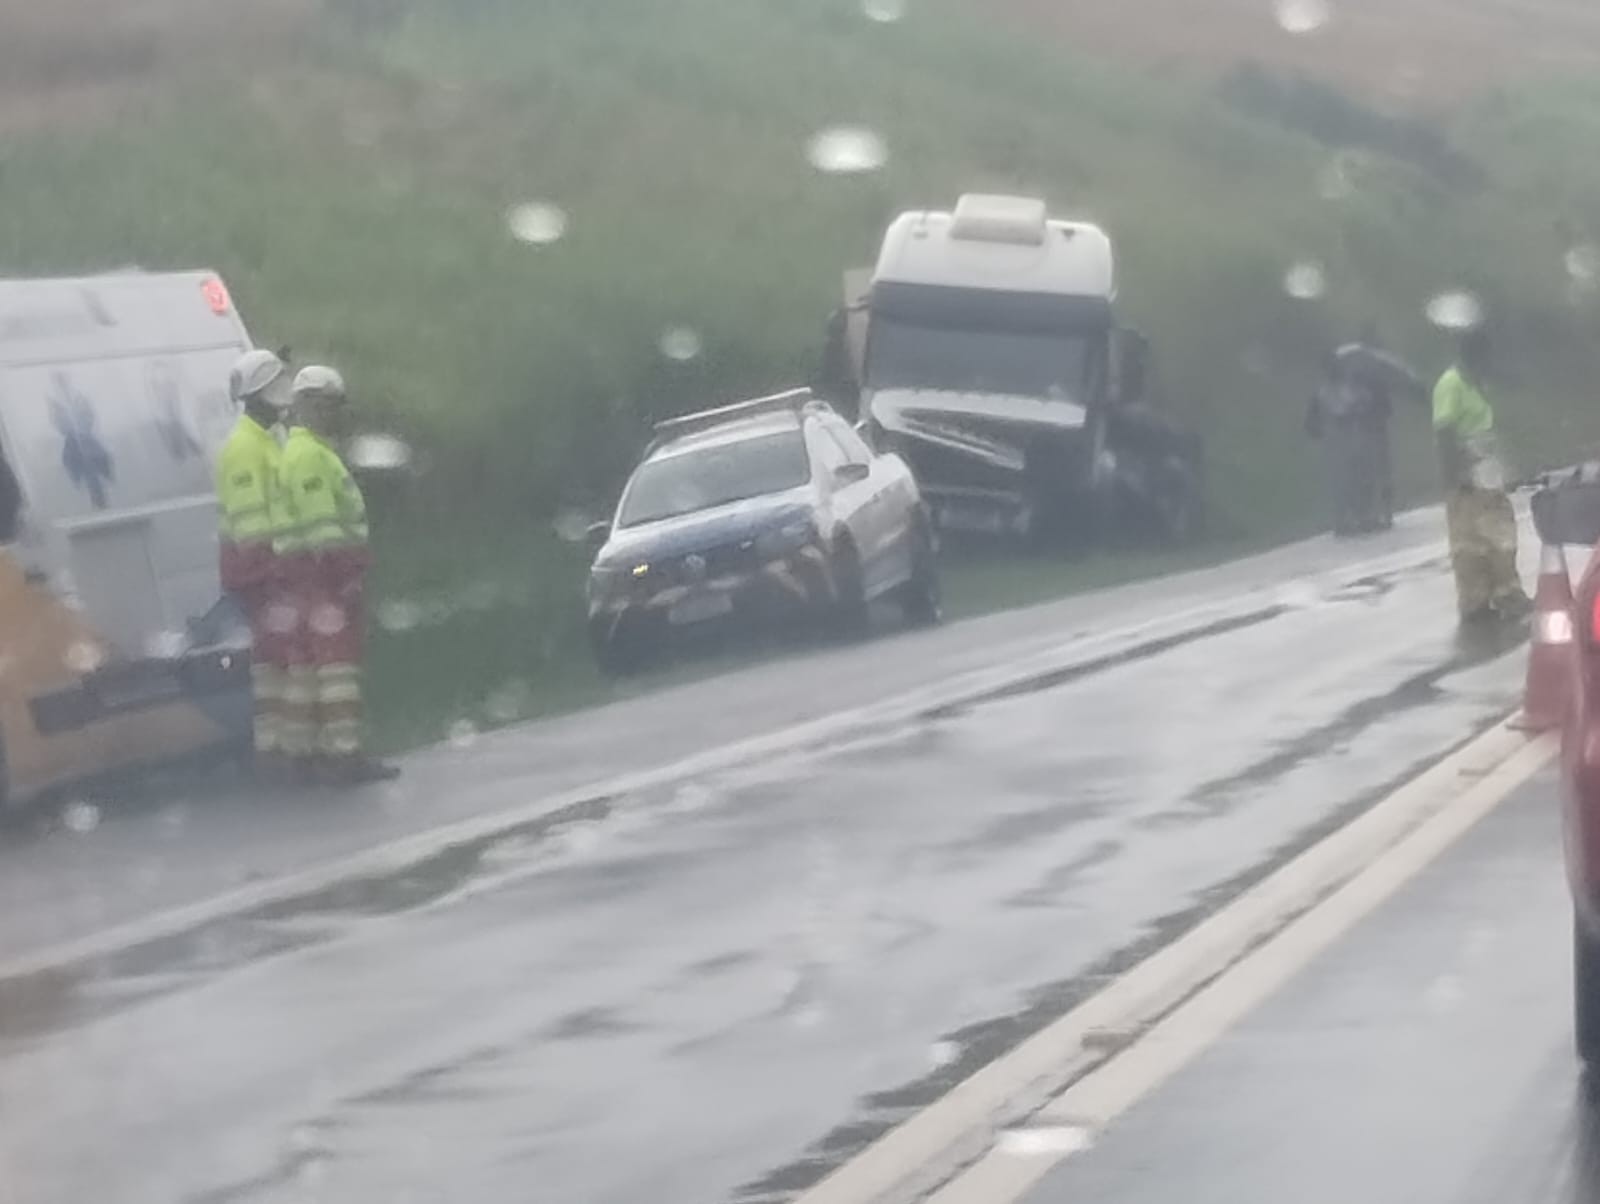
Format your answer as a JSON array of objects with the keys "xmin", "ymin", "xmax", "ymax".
[{"xmin": 1517, "ymin": 541, "xmax": 1578, "ymax": 732}]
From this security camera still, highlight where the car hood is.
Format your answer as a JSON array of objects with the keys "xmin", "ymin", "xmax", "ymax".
[
  {"xmin": 597, "ymin": 490, "xmax": 813, "ymax": 567},
  {"xmin": 868, "ymin": 388, "xmax": 1089, "ymax": 472}
]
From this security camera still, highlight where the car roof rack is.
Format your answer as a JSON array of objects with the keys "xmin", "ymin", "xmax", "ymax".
[{"xmin": 651, "ymin": 387, "xmax": 823, "ymax": 444}]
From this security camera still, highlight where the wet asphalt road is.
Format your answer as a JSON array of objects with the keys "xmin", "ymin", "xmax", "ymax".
[
  {"xmin": 0, "ymin": 515, "xmax": 1537, "ymax": 1203},
  {"xmin": 1021, "ymin": 766, "xmax": 1590, "ymax": 1204},
  {"xmin": 0, "ymin": 512, "xmax": 1452, "ymax": 959}
]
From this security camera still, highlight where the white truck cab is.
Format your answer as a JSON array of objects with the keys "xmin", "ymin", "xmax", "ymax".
[{"xmin": 833, "ymin": 195, "xmax": 1197, "ymax": 544}]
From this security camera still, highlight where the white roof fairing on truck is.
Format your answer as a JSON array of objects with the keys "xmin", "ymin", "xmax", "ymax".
[{"xmin": 873, "ymin": 198, "xmax": 1116, "ymax": 301}]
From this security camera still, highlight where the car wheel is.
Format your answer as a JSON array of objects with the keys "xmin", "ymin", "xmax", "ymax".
[
  {"xmin": 1576, "ymin": 917, "xmax": 1600, "ymax": 1065},
  {"xmin": 899, "ymin": 516, "xmax": 943, "ymax": 627},
  {"xmin": 829, "ymin": 537, "xmax": 869, "ymax": 637}
]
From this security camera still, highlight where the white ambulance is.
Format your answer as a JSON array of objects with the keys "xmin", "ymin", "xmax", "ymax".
[{"xmin": 0, "ymin": 270, "xmax": 256, "ymax": 809}]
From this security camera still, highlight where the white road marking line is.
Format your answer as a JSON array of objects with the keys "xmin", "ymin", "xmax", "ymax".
[
  {"xmin": 794, "ymin": 723, "xmax": 1553, "ymax": 1204},
  {"xmin": 0, "ymin": 540, "xmax": 1453, "ymax": 984},
  {"xmin": 929, "ymin": 732, "xmax": 1555, "ymax": 1204}
]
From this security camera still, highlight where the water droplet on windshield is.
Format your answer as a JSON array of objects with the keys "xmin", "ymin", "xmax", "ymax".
[
  {"xmin": 1425, "ymin": 290, "xmax": 1484, "ymax": 330},
  {"xmin": 1274, "ymin": 0, "xmax": 1330, "ymax": 35},
  {"xmin": 506, "ymin": 202, "xmax": 568, "ymax": 245},
  {"xmin": 448, "ymin": 718, "xmax": 479, "ymax": 749},
  {"xmin": 1283, "ymin": 260, "xmax": 1327, "ymax": 300},
  {"xmin": 347, "ymin": 432, "xmax": 413, "ymax": 472},
  {"xmin": 143, "ymin": 630, "xmax": 188, "ymax": 659},
  {"xmin": 807, "ymin": 126, "xmax": 888, "ymax": 175},
  {"xmin": 62, "ymin": 799, "xmax": 101, "ymax": 834},
  {"xmin": 658, "ymin": 326, "xmax": 703, "ymax": 362},
  {"xmin": 928, "ymin": 1039, "xmax": 959, "ymax": 1069},
  {"xmin": 63, "ymin": 641, "xmax": 104, "ymax": 675},
  {"xmin": 485, "ymin": 681, "xmax": 532, "ymax": 725},
  {"xmin": 552, "ymin": 508, "xmax": 596, "ymax": 544},
  {"xmin": 1566, "ymin": 244, "xmax": 1600, "ymax": 284},
  {"xmin": 377, "ymin": 599, "xmax": 422, "ymax": 634},
  {"xmin": 862, "ymin": 0, "xmax": 907, "ymax": 22}
]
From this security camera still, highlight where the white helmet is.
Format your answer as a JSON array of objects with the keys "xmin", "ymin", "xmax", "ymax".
[
  {"xmin": 292, "ymin": 365, "xmax": 348, "ymax": 402},
  {"xmin": 229, "ymin": 349, "xmax": 290, "ymax": 408}
]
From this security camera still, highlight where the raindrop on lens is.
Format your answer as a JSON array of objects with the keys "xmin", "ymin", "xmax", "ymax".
[
  {"xmin": 862, "ymin": 0, "xmax": 907, "ymax": 22},
  {"xmin": 63, "ymin": 641, "xmax": 103, "ymax": 675},
  {"xmin": 1283, "ymin": 260, "xmax": 1327, "ymax": 300},
  {"xmin": 377, "ymin": 599, "xmax": 422, "ymax": 634},
  {"xmin": 1274, "ymin": 0, "xmax": 1330, "ymax": 35},
  {"xmin": 806, "ymin": 126, "xmax": 888, "ymax": 175},
  {"xmin": 552, "ymin": 509, "xmax": 595, "ymax": 545},
  {"xmin": 658, "ymin": 326, "xmax": 703, "ymax": 363},
  {"xmin": 62, "ymin": 800, "xmax": 101, "ymax": 834},
  {"xmin": 1566, "ymin": 244, "xmax": 1600, "ymax": 284},
  {"xmin": 506, "ymin": 202, "xmax": 568, "ymax": 245},
  {"xmin": 347, "ymin": 433, "xmax": 413, "ymax": 472},
  {"xmin": 928, "ymin": 1040, "xmax": 959, "ymax": 1069},
  {"xmin": 1425, "ymin": 290, "xmax": 1484, "ymax": 330}
]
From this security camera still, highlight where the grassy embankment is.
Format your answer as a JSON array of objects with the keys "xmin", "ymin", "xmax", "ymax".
[{"xmin": 2, "ymin": 0, "xmax": 1600, "ymax": 749}]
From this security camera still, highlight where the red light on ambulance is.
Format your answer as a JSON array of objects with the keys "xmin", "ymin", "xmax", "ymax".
[{"xmin": 201, "ymin": 277, "xmax": 231, "ymax": 316}]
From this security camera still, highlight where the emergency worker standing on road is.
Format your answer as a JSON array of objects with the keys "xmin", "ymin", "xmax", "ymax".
[
  {"xmin": 276, "ymin": 366, "xmax": 398, "ymax": 786},
  {"xmin": 1432, "ymin": 329, "xmax": 1532, "ymax": 625},
  {"xmin": 217, "ymin": 349, "xmax": 294, "ymax": 777}
]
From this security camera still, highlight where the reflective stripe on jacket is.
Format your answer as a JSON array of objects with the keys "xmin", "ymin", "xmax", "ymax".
[{"xmin": 275, "ymin": 427, "xmax": 370, "ymax": 557}]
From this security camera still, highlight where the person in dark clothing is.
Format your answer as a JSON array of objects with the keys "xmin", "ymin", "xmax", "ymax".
[{"xmin": 1307, "ymin": 328, "xmax": 1426, "ymax": 535}]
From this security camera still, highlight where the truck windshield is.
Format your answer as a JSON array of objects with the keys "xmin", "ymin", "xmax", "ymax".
[
  {"xmin": 866, "ymin": 318, "xmax": 1098, "ymax": 400},
  {"xmin": 618, "ymin": 430, "xmax": 810, "ymax": 527}
]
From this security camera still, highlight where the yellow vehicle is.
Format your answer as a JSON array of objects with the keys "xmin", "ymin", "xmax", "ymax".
[{"xmin": 0, "ymin": 270, "xmax": 256, "ymax": 810}]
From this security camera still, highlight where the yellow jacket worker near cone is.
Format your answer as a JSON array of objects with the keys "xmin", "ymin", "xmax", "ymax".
[{"xmin": 1431, "ymin": 329, "xmax": 1532, "ymax": 625}]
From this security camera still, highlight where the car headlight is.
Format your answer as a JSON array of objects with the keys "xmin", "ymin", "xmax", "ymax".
[
  {"xmin": 756, "ymin": 519, "xmax": 818, "ymax": 561},
  {"xmin": 587, "ymin": 565, "xmax": 631, "ymax": 602}
]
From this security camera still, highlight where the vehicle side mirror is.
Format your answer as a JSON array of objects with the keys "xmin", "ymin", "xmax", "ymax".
[
  {"xmin": 585, "ymin": 520, "xmax": 611, "ymax": 551},
  {"xmin": 1119, "ymin": 330, "xmax": 1150, "ymax": 404},
  {"xmin": 834, "ymin": 462, "xmax": 871, "ymax": 486}
]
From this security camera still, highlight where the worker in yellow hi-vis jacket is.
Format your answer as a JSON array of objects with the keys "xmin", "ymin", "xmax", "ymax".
[
  {"xmin": 1432, "ymin": 329, "xmax": 1532, "ymax": 625},
  {"xmin": 275, "ymin": 365, "xmax": 399, "ymax": 786},
  {"xmin": 217, "ymin": 349, "xmax": 294, "ymax": 778}
]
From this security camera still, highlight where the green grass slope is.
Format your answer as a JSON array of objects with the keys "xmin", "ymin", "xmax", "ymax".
[{"xmin": 2, "ymin": 0, "xmax": 1598, "ymax": 746}]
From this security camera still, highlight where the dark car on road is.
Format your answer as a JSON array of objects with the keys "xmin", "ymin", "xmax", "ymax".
[{"xmin": 586, "ymin": 388, "xmax": 939, "ymax": 673}]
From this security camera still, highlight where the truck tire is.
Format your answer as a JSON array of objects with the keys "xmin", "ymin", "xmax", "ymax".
[{"xmin": 1576, "ymin": 917, "xmax": 1600, "ymax": 1065}]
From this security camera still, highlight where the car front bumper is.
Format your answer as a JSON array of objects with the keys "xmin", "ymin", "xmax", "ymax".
[{"xmin": 588, "ymin": 545, "xmax": 834, "ymax": 644}]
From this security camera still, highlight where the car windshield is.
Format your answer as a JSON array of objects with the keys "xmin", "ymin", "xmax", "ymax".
[
  {"xmin": 866, "ymin": 318, "xmax": 1098, "ymax": 400},
  {"xmin": 618, "ymin": 430, "xmax": 810, "ymax": 526}
]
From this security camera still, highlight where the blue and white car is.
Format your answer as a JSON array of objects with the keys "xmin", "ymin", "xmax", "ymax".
[{"xmin": 586, "ymin": 389, "xmax": 938, "ymax": 673}]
